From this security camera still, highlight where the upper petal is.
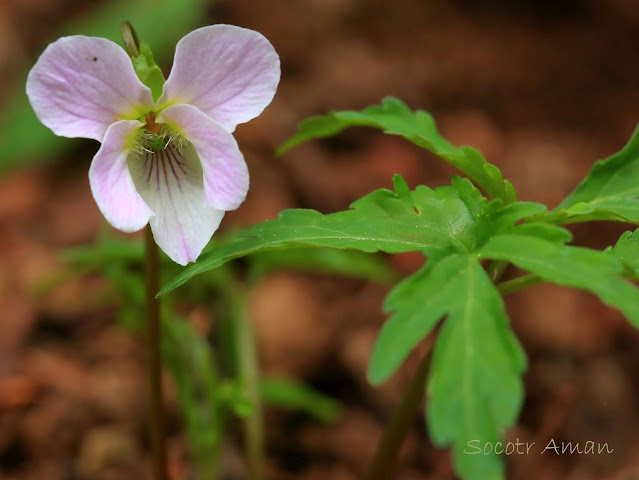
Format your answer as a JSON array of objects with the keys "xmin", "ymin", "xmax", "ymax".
[
  {"xmin": 89, "ymin": 120, "xmax": 153, "ymax": 232},
  {"xmin": 158, "ymin": 104, "xmax": 249, "ymax": 211},
  {"xmin": 158, "ymin": 25, "xmax": 280, "ymax": 133},
  {"xmin": 127, "ymin": 142, "xmax": 225, "ymax": 265},
  {"xmin": 26, "ymin": 36, "xmax": 154, "ymax": 142}
]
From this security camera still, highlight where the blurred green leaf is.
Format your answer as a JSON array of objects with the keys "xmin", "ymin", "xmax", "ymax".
[
  {"xmin": 249, "ymin": 247, "xmax": 397, "ymax": 284},
  {"xmin": 163, "ymin": 317, "xmax": 223, "ymax": 477},
  {"xmin": 0, "ymin": 0, "xmax": 208, "ymax": 172},
  {"xmin": 261, "ymin": 377, "xmax": 342, "ymax": 422},
  {"xmin": 63, "ymin": 236, "xmax": 144, "ymax": 268},
  {"xmin": 217, "ymin": 380, "xmax": 255, "ymax": 418},
  {"xmin": 277, "ymin": 97, "xmax": 516, "ymax": 203},
  {"xmin": 103, "ymin": 263, "xmax": 145, "ymax": 331},
  {"xmin": 546, "ymin": 125, "xmax": 639, "ymax": 224}
]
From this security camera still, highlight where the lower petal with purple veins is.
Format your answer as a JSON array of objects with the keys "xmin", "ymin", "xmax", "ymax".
[{"xmin": 128, "ymin": 142, "xmax": 225, "ymax": 265}]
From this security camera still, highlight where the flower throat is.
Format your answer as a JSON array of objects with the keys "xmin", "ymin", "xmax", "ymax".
[{"xmin": 132, "ymin": 114, "xmax": 187, "ymax": 157}]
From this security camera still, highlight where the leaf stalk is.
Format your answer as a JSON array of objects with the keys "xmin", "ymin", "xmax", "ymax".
[{"xmin": 366, "ymin": 347, "xmax": 432, "ymax": 480}]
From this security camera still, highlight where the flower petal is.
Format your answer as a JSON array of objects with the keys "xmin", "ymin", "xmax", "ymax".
[
  {"xmin": 89, "ymin": 120, "xmax": 153, "ymax": 232},
  {"xmin": 128, "ymin": 142, "xmax": 225, "ymax": 265},
  {"xmin": 158, "ymin": 104, "xmax": 248, "ymax": 211},
  {"xmin": 158, "ymin": 25, "xmax": 280, "ymax": 133},
  {"xmin": 27, "ymin": 36, "xmax": 154, "ymax": 142}
]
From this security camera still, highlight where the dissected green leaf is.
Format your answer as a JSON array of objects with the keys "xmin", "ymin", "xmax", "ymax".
[
  {"xmin": 277, "ymin": 97, "xmax": 516, "ymax": 203},
  {"xmin": 546, "ymin": 125, "xmax": 639, "ymax": 223},
  {"xmin": 366, "ymin": 201, "xmax": 561, "ymax": 383},
  {"xmin": 428, "ymin": 257, "xmax": 525, "ymax": 480},
  {"xmin": 368, "ymin": 254, "xmax": 463, "ymax": 384},
  {"xmin": 159, "ymin": 177, "xmax": 498, "ymax": 295},
  {"xmin": 0, "ymin": 0, "xmax": 208, "ymax": 172},
  {"xmin": 261, "ymin": 377, "xmax": 341, "ymax": 422},
  {"xmin": 371, "ymin": 255, "xmax": 524, "ymax": 480},
  {"xmin": 160, "ymin": 177, "xmax": 561, "ymax": 296},
  {"xmin": 479, "ymin": 233, "xmax": 639, "ymax": 326}
]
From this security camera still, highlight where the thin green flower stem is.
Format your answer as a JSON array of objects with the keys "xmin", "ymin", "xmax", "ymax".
[
  {"xmin": 498, "ymin": 274, "xmax": 545, "ymax": 295},
  {"xmin": 366, "ymin": 346, "xmax": 432, "ymax": 480},
  {"xmin": 232, "ymin": 288, "xmax": 264, "ymax": 480},
  {"xmin": 145, "ymin": 226, "xmax": 167, "ymax": 480}
]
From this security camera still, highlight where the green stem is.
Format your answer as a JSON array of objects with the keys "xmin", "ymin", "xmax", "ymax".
[
  {"xmin": 145, "ymin": 226, "xmax": 167, "ymax": 480},
  {"xmin": 497, "ymin": 274, "xmax": 545, "ymax": 295},
  {"xmin": 366, "ymin": 350, "xmax": 432, "ymax": 480},
  {"xmin": 232, "ymin": 288, "xmax": 264, "ymax": 480}
]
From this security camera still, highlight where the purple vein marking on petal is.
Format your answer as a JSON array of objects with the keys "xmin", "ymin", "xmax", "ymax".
[
  {"xmin": 36, "ymin": 72, "xmax": 114, "ymax": 127},
  {"xmin": 167, "ymin": 147, "xmax": 187, "ymax": 175},
  {"xmin": 166, "ymin": 146, "xmax": 186, "ymax": 175},
  {"xmin": 52, "ymin": 64, "xmax": 120, "ymax": 119},
  {"xmin": 55, "ymin": 47, "xmax": 143, "ymax": 111},
  {"xmin": 48, "ymin": 66, "xmax": 108, "ymax": 116},
  {"xmin": 171, "ymin": 149, "xmax": 187, "ymax": 168},
  {"xmin": 201, "ymin": 67, "xmax": 269, "ymax": 111},
  {"xmin": 161, "ymin": 150, "xmax": 171, "ymax": 195},
  {"xmin": 159, "ymin": 149, "xmax": 190, "ymax": 260},
  {"xmin": 146, "ymin": 151, "xmax": 154, "ymax": 183},
  {"xmin": 155, "ymin": 151, "xmax": 161, "ymax": 192},
  {"xmin": 166, "ymin": 148, "xmax": 184, "ymax": 193},
  {"xmin": 188, "ymin": 45, "xmax": 262, "ymax": 107},
  {"xmin": 115, "ymin": 159, "xmax": 127, "ymax": 187},
  {"xmin": 43, "ymin": 93, "xmax": 113, "ymax": 126}
]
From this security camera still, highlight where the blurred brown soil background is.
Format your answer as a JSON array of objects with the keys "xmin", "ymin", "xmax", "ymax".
[{"xmin": 2, "ymin": 0, "xmax": 639, "ymax": 479}]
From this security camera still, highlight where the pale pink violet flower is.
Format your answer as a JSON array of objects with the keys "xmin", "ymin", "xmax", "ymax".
[{"xmin": 26, "ymin": 25, "xmax": 280, "ymax": 265}]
